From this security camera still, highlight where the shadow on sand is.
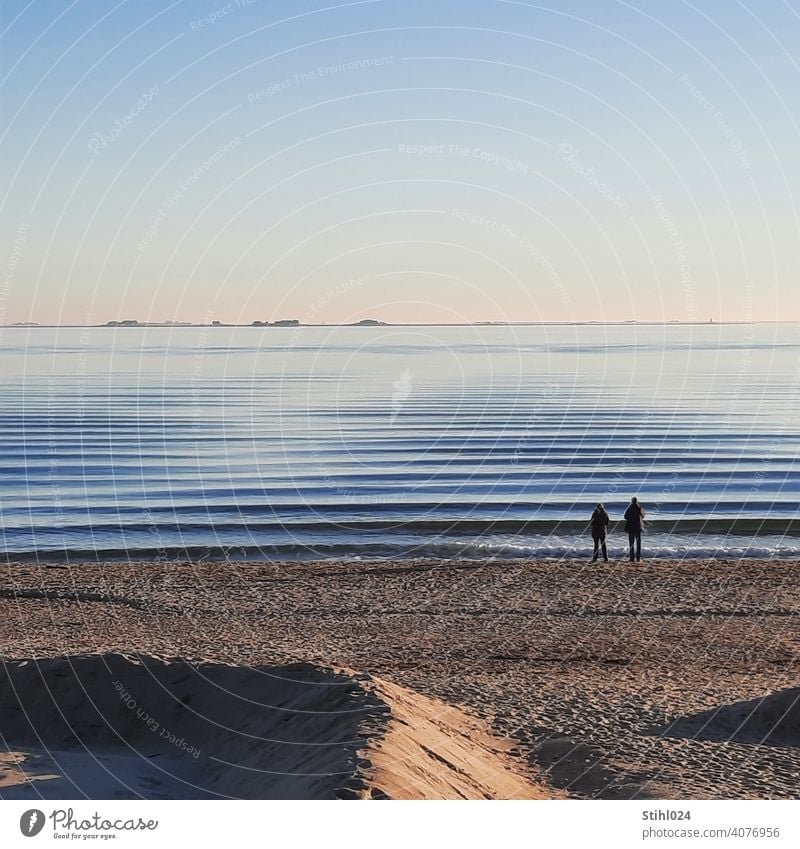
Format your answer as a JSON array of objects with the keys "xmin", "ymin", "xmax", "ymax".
[
  {"xmin": 0, "ymin": 654, "xmax": 381, "ymax": 800},
  {"xmin": 649, "ymin": 689, "xmax": 800, "ymax": 748}
]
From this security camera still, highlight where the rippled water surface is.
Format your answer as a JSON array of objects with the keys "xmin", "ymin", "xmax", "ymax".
[{"xmin": 2, "ymin": 323, "xmax": 799, "ymax": 560}]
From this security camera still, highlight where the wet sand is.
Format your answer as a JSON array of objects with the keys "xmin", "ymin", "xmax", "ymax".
[{"xmin": 2, "ymin": 558, "xmax": 799, "ymax": 799}]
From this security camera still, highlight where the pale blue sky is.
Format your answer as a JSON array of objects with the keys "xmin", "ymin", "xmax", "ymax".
[{"xmin": 2, "ymin": 0, "xmax": 799, "ymax": 324}]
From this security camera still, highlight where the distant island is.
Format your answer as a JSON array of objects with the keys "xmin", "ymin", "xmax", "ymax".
[
  {"xmin": 105, "ymin": 320, "xmax": 193, "ymax": 327},
  {"xmin": 94, "ymin": 319, "xmax": 390, "ymax": 328},
  {"xmin": 252, "ymin": 318, "xmax": 386, "ymax": 327}
]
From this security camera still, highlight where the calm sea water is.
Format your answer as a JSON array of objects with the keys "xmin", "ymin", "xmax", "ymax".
[{"xmin": 1, "ymin": 323, "xmax": 799, "ymax": 561}]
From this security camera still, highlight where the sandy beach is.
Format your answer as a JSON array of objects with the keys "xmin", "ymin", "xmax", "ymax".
[{"xmin": 1, "ymin": 558, "xmax": 799, "ymax": 800}]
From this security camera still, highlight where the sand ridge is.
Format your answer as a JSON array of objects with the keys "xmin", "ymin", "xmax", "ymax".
[
  {"xmin": 359, "ymin": 675, "xmax": 555, "ymax": 799},
  {"xmin": 0, "ymin": 653, "xmax": 551, "ymax": 800}
]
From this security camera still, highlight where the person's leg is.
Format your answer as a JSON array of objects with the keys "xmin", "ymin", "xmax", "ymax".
[
  {"xmin": 628, "ymin": 532, "xmax": 635, "ymax": 561},
  {"xmin": 601, "ymin": 537, "xmax": 608, "ymax": 561},
  {"xmin": 592, "ymin": 536, "xmax": 599, "ymax": 561},
  {"xmin": 636, "ymin": 532, "xmax": 642, "ymax": 561}
]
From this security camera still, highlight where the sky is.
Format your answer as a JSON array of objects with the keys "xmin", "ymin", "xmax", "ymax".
[{"xmin": 1, "ymin": 0, "xmax": 799, "ymax": 325}]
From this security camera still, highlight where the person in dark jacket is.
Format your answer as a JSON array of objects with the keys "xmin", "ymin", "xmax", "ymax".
[
  {"xmin": 590, "ymin": 503, "xmax": 610, "ymax": 562},
  {"xmin": 623, "ymin": 497, "xmax": 645, "ymax": 562}
]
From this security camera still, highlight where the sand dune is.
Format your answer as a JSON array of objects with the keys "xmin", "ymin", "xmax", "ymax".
[
  {"xmin": 0, "ymin": 654, "xmax": 548, "ymax": 800},
  {"xmin": 361, "ymin": 676, "xmax": 552, "ymax": 799}
]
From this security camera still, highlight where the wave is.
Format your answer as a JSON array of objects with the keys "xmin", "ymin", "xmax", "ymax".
[
  {"xmin": 3, "ymin": 506, "xmax": 800, "ymax": 532},
  {"xmin": 6, "ymin": 534, "xmax": 800, "ymax": 564}
]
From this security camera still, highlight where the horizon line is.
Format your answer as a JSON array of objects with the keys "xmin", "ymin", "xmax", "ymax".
[{"xmin": 1, "ymin": 320, "xmax": 798, "ymax": 329}]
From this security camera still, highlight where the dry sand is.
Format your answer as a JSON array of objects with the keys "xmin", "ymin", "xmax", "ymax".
[
  {"xmin": 0, "ymin": 653, "xmax": 546, "ymax": 800},
  {"xmin": 1, "ymin": 558, "xmax": 799, "ymax": 799}
]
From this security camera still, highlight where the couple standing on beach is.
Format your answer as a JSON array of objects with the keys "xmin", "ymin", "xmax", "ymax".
[{"xmin": 589, "ymin": 497, "xmax": 645, "ymax": 562}]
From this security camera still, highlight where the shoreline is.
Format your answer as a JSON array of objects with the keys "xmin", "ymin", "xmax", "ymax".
[
  {"xmin": 2, "ymin": 558, "xmax": 799, "ymax": 799},
  {"xmin": 5, "ymin": 544, "xmax": 800, "ymax": 566}
]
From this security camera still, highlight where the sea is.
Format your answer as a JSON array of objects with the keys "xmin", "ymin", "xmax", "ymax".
[{"xmin": 1, "ymin": 323, "xmax": 799, "ymax": 562}]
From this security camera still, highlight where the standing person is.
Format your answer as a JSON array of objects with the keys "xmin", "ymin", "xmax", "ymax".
[
  {"xmin": 590, "ymin": 503, "xmax": 610, "ymax": 562},
  {"xmin": 624, "ymin": 497, "xmax": 645, "ymax": 562}
]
